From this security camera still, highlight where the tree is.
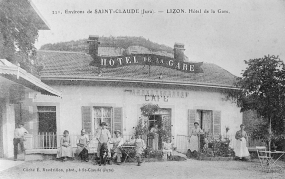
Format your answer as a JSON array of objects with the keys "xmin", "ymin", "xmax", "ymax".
[
  {"xmin": 0, "ymin": 0, "xmax": 39, "ymax": 75},
  {"xmin": 227, "ymin": 55, "xmax": 285, "ymax": 149}
]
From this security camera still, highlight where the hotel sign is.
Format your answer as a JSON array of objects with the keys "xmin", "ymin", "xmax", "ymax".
[
  {"xmin": 128, "ymin": 89, "xmax": 189, "ymax": 98},
  {"xmin": 90, "ymin": 54, "xmax": 203, "ymax": 73}
]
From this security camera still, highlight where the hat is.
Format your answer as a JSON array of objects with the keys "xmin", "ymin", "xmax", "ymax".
[
  {"xmin": 194, "ymin": 121, "xmax": 199, "ymax": 125},
  {"xmin": 100, "ymin": 122, "xmax": 108, "ymax": 126},
  {"xmin": 114, "ymin": 130, "xmax": 121, "ymax": 134},
  {"xmin": 240, "ymin": 124, "xmax": 245, "ymax": 127}
]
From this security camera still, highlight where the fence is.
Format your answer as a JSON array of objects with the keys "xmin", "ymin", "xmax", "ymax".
[
  {"xmin": 32, "ymin": 133, "xmax": 98, "ymax": 149},
  {"xmin": 29, "ymin": 133, "xmax": 263, "ymax": 152},
  {"xmin": 175, "ymin": 134, "xmax": 263, "ymax": 154},
  {"xmin": 31, "ymin": 133, "xmax": 141, "ymax": 150}
]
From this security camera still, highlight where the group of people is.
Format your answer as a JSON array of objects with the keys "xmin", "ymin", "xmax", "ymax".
[
  {"xmin": 56, "ymin": 122, "xmax": 147, "ymax": 166},
  {"xmin": 15, "ymin": 120, "xmax": 249, "ymax": 163},
  {"xmin": 187, "ymin": 122, "xmax": 250, "ymax": 160}
]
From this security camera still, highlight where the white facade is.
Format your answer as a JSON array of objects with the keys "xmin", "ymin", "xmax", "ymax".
[{"xmin": 31, "ymin": 84, "xmax": 242, "ymax": 142}]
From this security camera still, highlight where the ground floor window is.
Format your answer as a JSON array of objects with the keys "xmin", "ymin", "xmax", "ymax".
[
  {"xmin": 93, "ymin": 107, "xmax": 112, "ymax": 133},
  {"xmin": 188, "ymin": 109, "xmax": 221, "ymax": 137},
  {"xmin": 37, "ymin": 106, "xmax": 57, "ymax": 148},
  {"xmin": 38, "ymin": 106, "xmax": 57, "ymax": 133},
  {"xmin": 196, "ymin": 110, "xmax": 213, "ymax": 134},
  {"xmin": 82, "ymin": 106, "xmax": 122, "ymax": 136}
]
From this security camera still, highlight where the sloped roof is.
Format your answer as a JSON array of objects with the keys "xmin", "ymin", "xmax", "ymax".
[
  {"xmin": 37, "ymin": 50, "xmax": 237, "ymax": 89},
  {"xmin": 0, "ymin": 59, "xmax": 61, "ymax": 97}
]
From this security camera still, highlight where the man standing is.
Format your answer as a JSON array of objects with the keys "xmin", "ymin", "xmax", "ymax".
[
  {"xmin": 95, "ymin": 122, "xmax": 111, "ymax": 159},
  {"xmin": 14, "ymin": 122, "xmax": 28, "ymax": 161}
]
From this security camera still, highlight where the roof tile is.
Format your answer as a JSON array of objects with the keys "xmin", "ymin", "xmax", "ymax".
[{"xmin": 37, "ymin": 50, "xmax": 237, "ymax": 87}]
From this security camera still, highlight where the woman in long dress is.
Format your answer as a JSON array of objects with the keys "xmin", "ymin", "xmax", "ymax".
[
  {"xmin": 150, "ymin": 124, "xmax": 159, "ymax": 150},
  {"xmin": 234, "ymin": 124, "xmax": 249, "ymax": 160},
  {"xmin": 57, "ymin": 130, "xmax": 74, "ymax": 161},
  {"xmin": 76, "ymin": 129, "xmax": 89, "ymax": 162},
  {"xmin": 188, "ymin": 122, "xmax": 204, "ymax": 152}
]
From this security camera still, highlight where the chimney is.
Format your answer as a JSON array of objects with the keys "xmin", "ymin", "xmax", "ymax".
[
  {"xmin": 87, "ymin": 35, "xmax": 100, "ymax": 58},
  {"xmin": 174, "ymin": 43, "xmax": 185, "ymax": 62}
]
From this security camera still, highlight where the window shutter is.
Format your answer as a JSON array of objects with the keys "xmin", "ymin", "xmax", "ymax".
[
  {"xmin": 213, "ymin": 111, "xmax": 221, "ymax": 137},
  {"xmin": 81, "ymin": 106, "xmax": 92, "ymax": 134},
  {"xmin": 113, "ymin": 107, "xmax": 123, "ymax": 135},
  {"xmin": 188, "ymin": 109, "xmax": 196, "ymax": 136}
]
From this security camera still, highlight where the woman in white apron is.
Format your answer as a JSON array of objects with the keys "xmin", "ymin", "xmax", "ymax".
[
  {"xmin": 234, "ymin": 124, "xmax": 249, "ymax": 160},
  {"xmin": 188, "ymin": 122, "xmax": 204, "ymax": 152}
]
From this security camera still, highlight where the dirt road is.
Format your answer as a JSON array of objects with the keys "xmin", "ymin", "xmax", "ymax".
[{"xmin": 0, "ymin": 159, "xmax": 284, "ymax": 179}]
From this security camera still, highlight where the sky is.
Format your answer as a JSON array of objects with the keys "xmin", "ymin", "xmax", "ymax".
[{"xmin": 32, "ymin": 0, "xmax": 285, "ymax": 77}]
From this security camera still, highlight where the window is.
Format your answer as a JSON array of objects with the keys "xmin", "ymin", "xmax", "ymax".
[
  {"xmin": 82, "ymin": 106, "xmax": 122, "ymax": 136},
  {"xmin": 38, "ymin": 106, "xmax": 57, "ymax": 133},
  {"xmin": 37, "ymin": 106, "xmax": 57, "ymax": 149},
  {"xmin": 188, "ymin": 109, "xmax": 221, "ymax": 137},
  {"xmin": 196, "ymin": 110, "xmax": 213, "ymax": 134},
  {"xmin": 93, "ymin": 107, "xmax": 112, "ymax": 132}
]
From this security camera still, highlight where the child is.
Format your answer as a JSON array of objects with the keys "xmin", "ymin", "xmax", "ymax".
[
  {"xmin": 162, "ymin": 138, "xmax": 173, "ymax": 160},
  {"xmin": 134, "ymin": 134, "xmax": 146, "ymax": 166}
]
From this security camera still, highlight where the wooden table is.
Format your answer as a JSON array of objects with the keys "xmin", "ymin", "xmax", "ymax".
[{"xmin": 259, "ymin": 151, "xmax": 285, "ymax": 172}]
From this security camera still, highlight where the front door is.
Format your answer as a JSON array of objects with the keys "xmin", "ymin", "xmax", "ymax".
[{"xmin": 148, "ymin": 108, "xmax": 171, "ymax": 149}]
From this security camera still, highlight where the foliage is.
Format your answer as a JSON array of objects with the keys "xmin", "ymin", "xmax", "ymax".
[
  {"xmin": 134, "ymin": 117, "xmax": 149, "ymax": 137},
  {"xmin": 201, "ymin": 135, "xmax": 235, "ymax": 157},
  {"xmin": 158, "ymin": 117, "xmax": 172, "ymax": 142},
  {"xmin": 225, "ymin": 55, "xmax": 285, "ymax": 138},
  {"xmin": 40, "ymin": 36, "xmax": 174, "ymax": 54},
  {"xmin": 144, "ymin": 148, "xmax": 163, "ymax": 159},
  {"xmin": 140, "ymin": 103, "xmax": 159, "ymax": 117},
  {"xmin": 0, "ymin": 0, "xmax": 40, "ymax": 75}
]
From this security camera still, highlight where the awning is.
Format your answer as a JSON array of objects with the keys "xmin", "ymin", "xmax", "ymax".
[{"xmin": 0, "ymin": 59, "xmax": 61, "ymax": 97}]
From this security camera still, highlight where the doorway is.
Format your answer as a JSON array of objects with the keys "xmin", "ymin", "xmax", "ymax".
[{"xmin": 148, "ymin": 108, "xmax": 171, "ymax": 150}]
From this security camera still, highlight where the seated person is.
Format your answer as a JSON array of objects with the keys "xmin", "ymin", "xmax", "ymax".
[
  {"xmin": 110, "ymin": 130, "xmax": 124, "ymax": 165},
  {"xmin": 162, "ymin": 138, "xmax": 174, "ymax": 160},
  {"xmin": 57, "ymin": 130, "xmax": 74, "ymax": 161},
  {"xmin": 76, "ymin": 129, "xmax": 90, "ymax": 162}
]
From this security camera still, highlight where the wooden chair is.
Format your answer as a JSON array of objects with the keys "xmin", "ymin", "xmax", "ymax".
[{"xmin": 256, "ymin": 146, "xmax": 272, "ymax": 171}]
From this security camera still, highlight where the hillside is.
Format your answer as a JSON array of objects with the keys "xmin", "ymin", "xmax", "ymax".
[{"xmin": 40, "ymin": 36, "xmax": 174, "ymax": 54}]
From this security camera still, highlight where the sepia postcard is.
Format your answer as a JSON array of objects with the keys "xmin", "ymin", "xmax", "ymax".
[{"xmin": 0, "ymin": 0, "xmax": 285, "ymax": 179}]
